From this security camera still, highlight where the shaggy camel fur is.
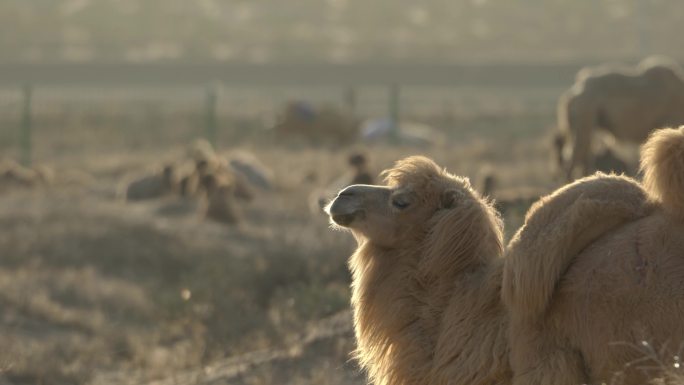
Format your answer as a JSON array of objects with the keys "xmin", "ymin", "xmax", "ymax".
[
  {"xmin": 326, "ymin": 126, "xmax": 684, "ymax": 385},
  {"xmin": 504, "ymin": 126, "xmax": 684, "ymax": 384},
  {"xmin": 558, "ymin": 56, "xmax": 684, "ymax": 180},
  {"xmin": 327, "ymin": 156, "xmax": 510, "ymax": 385}
]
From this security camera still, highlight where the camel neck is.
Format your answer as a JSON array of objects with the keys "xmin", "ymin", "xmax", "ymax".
[{"xmin": 349, "ymin": 243, "xmax": 509, "ymax": 385}]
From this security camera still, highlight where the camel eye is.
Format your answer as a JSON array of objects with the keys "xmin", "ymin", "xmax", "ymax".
[{"xmin": 391, "ymin": 195, "xmax": 411, "ymax": 209}]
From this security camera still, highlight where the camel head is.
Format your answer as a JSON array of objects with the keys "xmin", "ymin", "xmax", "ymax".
[{"xmin": 326, "ymin": 156, "xmax": 493, "ymax": 249}]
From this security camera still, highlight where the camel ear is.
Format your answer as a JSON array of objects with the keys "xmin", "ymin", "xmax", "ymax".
[{"xmin": 441, "ymin": 189, "xmax": 462, "ymax": 209}]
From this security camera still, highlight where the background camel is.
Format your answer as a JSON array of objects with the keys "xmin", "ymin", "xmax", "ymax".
[
  {"xmin": 199, "ymin": 173, "xmax": 240, "ymax": 224},
  {"xmin": 123, "ymin": 164, "xmax": 179, "ymax": 201},
  {"xmin": 273, "ymin": 101, "xmax": 359, "ymax": 144},
  {"xmin": 553, "ymin": 131, "xmax": 634, "ymax": 177},
  {"xmin": 0, "ymin": 159, "xmax": 54, "ymax": 193},
  {"xmin": 325, "ymin": 126, "xmax": 684, "ymax": 385},
  {"xmin": 557, "ymin": 56, "xmax": 684, "ymax": 180}
]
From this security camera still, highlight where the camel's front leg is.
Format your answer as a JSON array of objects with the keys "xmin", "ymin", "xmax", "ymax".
[{"xmin": 567, "ymin": 120, "xmax": 594, "ymax": 181}]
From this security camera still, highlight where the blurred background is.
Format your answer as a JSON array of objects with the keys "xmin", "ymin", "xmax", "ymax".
[{"xmin": 0, "ymin": 1, "xmax": 682, "ymax": 384}]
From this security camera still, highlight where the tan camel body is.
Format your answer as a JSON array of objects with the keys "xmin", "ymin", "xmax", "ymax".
[
  {"xmin": 508, "ymin": 214, "xmax": 684, "ymax": 385},
  {"xmin": 326, "ymin": 126, "xmax": 684, "ymax": 385},
  {"xmin": 558, "ymin": 56, "xmax": 684, "ymax": 179},
  {"xmin": 505, "ymin": 126, "xmax": 684, "ymax": 384}
]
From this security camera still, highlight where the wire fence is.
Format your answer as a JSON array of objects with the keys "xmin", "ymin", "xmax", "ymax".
[{"xmin": 0, "ymin": 81, "xmax": 563, "ymax": 166}]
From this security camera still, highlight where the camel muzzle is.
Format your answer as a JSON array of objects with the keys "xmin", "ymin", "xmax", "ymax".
[
  {"xmin": 327, "ymin": 195, "xmax": 362, "ymax": 226},
  {"xmin": 326, "ymin": 185, "xmax": 371, "ymax": 226}
]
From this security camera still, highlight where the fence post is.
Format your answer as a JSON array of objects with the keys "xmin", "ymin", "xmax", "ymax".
[
  {"xmin": 20, "ymin": 84, "xmax": 32, "ymax": 167},
  {"xmin": 205, "ymin": 84, "xmax": 219, "ymax": 147},
  {"xmin": 388, "ymin": 83, "xmax": 400, "ymax": 142}
]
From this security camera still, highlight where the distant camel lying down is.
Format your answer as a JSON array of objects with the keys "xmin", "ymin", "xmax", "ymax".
[
  {"xmin": 325, "ymin": 126, "xmax": 684, "ymax": 385},
  {"xmin": 199, "ymin": 173, "xmax": 239, "ymax": 224},
  {"xmin": 558, "ymin": 56, "xmax": 684, "ymax": 180},
  {"xmin": 0, "ymin": 160, "xmax": 53, "ymax": 191},
  {"xmin": 124, "ymin": 164, "xmax": 178, "ymax": 201}
]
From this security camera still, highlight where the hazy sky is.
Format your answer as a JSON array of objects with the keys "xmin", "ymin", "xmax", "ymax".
[{"xmin": 1, "ymin": 0, "xmax": 682, "ymax": 63}]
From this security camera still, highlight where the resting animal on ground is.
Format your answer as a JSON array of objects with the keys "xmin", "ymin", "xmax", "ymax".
[
  {"xmin": 179, "ymin": 154, "xmax": 254, "ymax": 202},
  {"xmin": 557, "ymin": 56, "xmax": 684, "ymax": 180},
  {"xmin": 199, "ymin": 173, "xmax": 239, "ymax": 224},
  {"xmin": 124, "ymin": 164, "xmax": 178, "ymax": 201},
  {"xmin": 0, "ymin": 160, "xmax": 53, "ymax": 192},
  {"xmin": 273, "ymin": 101, "xmax": 358, "ymax": 143},
  {"xmin": 325, "ymin": 126, "xmax": 684, "ymax": 385}
]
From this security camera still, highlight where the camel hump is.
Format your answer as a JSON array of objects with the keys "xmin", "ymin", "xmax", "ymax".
[
  {"xmin": 641, "ymin": 126, "xmax": 684, "ymax": 220},
  {"xmin": 502, "ymin": 173, "xmax": 654, "ymax": 321}
]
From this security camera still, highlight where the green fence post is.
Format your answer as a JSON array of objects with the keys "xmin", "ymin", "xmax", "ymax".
[
  {"xmin": 388, "ymin": 83, "xmax": 400, "ymax": 142},
  {"xmin": 205, "ymin": 85, "xmax": 218, "ymax": 147},
  {"xmin": 20, "ymin": 84, "xmax": 32, "ymax": 167}
]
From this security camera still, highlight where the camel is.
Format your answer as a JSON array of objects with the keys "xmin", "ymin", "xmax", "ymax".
[
  {"xmin": 178, "ymin": 172, "xmax": 200, "ymax": 198},
  {"xmin": 214, "ymin": 165, "xmax": 254, "ymax": 202},
  {"xmin": 177, "ymin": 148, "xmax": 255, "ymax": 202},
  {"xmin": 325, "ymin": 126, "xmax": 684, "ymax": 385},
  {"xmin": 0, "ymin": 160, "xmax": 53, "ymax": 192},
  {"xmin": 504, "ymin": 126, "xmax": 684, "ymax": 384},
  {"xmin": 558, "ymin": 56, "xmax": 684, "ymax": 180},
  {"xmin": 554, "ymin": 130, "xmax": 634, "ymax": 177},
  {"xmin": 592, "ymin": 146, "xmax": 632, "ymax": 175},
  {"xmin": 124, "ymin": 164, "xmax": 179, "ymax": 201},
  {"xmin": 273, "ymin": 101, "xmax": 358, "ymax": 143},
  {"xmin": 199, "ymin": 173, "xmax": 239, "ymax": 224}
]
